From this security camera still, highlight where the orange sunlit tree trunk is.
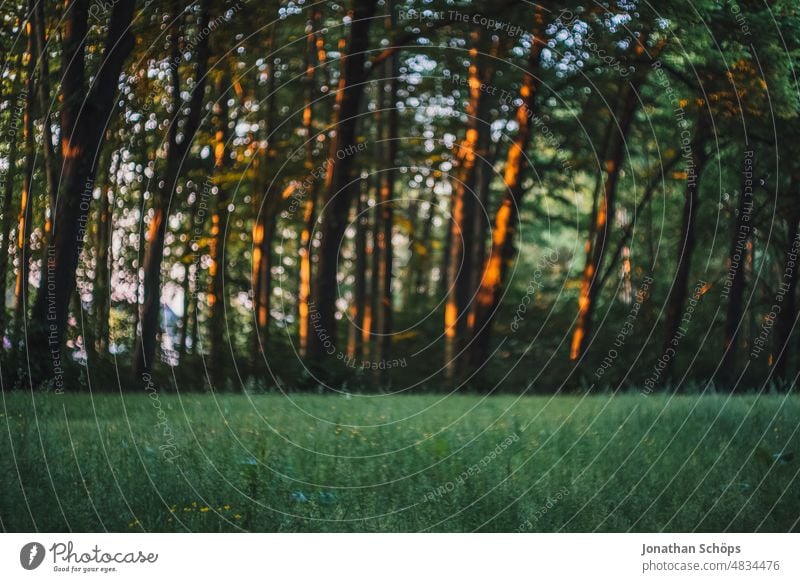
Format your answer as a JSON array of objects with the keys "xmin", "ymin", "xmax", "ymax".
[
  {"xmin": 444, "ymin": 28, "xmax": 494, "ymax": 380},
  {"xmin": 208, "ymin": 73, "xmax": 232, "ymax": 387},
  {"xmin": 297, "ymin": 7, "xmax": 325, "ymax": 359},
  {"xmin": 469, "ymin": 12, "xmax": 546, "ymax": 368},
  {"xmin": 252, "ymin": 26, "xmax": 281, "ymax": 354},
  {"xmin": 569, "ymin": 38, "xmax": 662, "ymax": 361},
  {"xmin": 14, "ymin": 17, "xmax": 35, "ymax": 339}
]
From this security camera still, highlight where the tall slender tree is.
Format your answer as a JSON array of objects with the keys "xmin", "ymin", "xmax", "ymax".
[
  {"xmin": 444, "ymin": 28, "xmax": 494, "ymax": 379},
  {"xmin": 30, "ymin": 0, "xmax": 136, "ymax": 370},
  {"xmin": 470, "ymin": 11, "xmax": 546, "ymax": 367},
  {"xmin": 307, "ymin": 0, "xmax": 377, "ymax": 361},
  {"xmin": 134, "ymin": 0, "xmax": 210, "ymax": 376}
]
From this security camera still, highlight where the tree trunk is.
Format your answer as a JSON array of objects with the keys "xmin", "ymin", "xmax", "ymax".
[
  {"xmin": 0, "ymin": 52, "xmax": 24, "ymax": 335},
  {"xmin": 33, "ymin": 0, "xmax": 59, "ymax": 220},
  {"xmin": 661, "ymin": 131, "xmax": 708, "ymax": 382},
  {"xmin": 177, "ymin": 198, "xmax": 200, "ymax": 359},
  {"xmin": 348, "ymin": 180, "xmax": 368, "ymax": 359},
  {"xmin": 411, "ymin": 190, "xmax": 437, "ymax": 297},
  {"xmin": 134, "ymin": 1, "xmax": 210, "ymax": 376},
  {"xmin": 252, "ymin": 27, "xmax": 279, "ymax": 355},
  {"xmin": 720, "ymin": 148, "xmax": 755, "ymax": 384},
  {"xmin": 444, "ymin": 29, "xmax": 494, "ymax": 379},
  {"xmin": 439, "ymin": 194, "xmax": 452, "ymax": 299},
  {"xmin": 363, "ymin": 193, "xmax": 381, "ymax": 359},
  {"xmin": 93, "ymin": 141, "xmax": 115, "ymax": 355},
  {"xmin": 30, "ymin": 0, "xmax": 136, "ymax": 379},
  {"xmin": 15, "ymin": 17, "xmax": 36, "ymax": 339},
  {"xmin": 208, "ymin": 75, "xmax": 231, "ymax": 387},
  {"xmin": 308, "ymin": 0, "xmax": 377, "ymax": 361},
  {"xmin": 297, "ymin": 7, "xmax": 324, "ymax": 360},
  {"xmin": 470, "ymin": 12, "xmax": 545, "ymax": 366},
  {"xmin": 376, "ymin": 4, "xmax": 398, "ymax": 368},
  {"xmin": 569, "ymin": 77, "xmax": 651, "ymax": 360},
  {"xmin": 468, "ymin": 138, "xmax": 497, "ymax": 331},
  {"xmin": 772, "ymin": 184, "xmax": 800, "ymax": 384}
]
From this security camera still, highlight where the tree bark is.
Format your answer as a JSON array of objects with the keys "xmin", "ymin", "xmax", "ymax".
[
  {"xmin": 208, "ymin": 74, "xmax": 231, "ymax": 386},
  {"xmin": 30, "ymin": 0, "xmax": 136, "ymax": 379},
  {"xmin": 177, "ymin": 198, "xmax": 199, "ymax": 358},
  {"xmin": 772, "ymin": 182, "xmax": 800, "ymax": 384},
  {"xmin": 33, "ymin": 0, "xmax": 59, "ymax": 219},
  {"xmin": 348, "ymin": 180, "xmax": 368, "ymax": 359},
  {"xmin": 720, "ymin": 148, "xmax": 755, "ymax": 384},
  {"xmin": 411, "ymin": 190, "xmax": 437, "ymax": 297},
  {"xmin": 297, "ymin": 7, "xmax": 324, "ymax": 360},
  {"xmin": 661, "ymin": 130, "xmax": 709, "ymax": 381},
  {"xmin": 93, "ymin": 140, "xmax": 115, "ymax": 355},
  {"xmin": 0, "ymin": 52, "xmax": 24, "ymax": 335},
  {"xmin": 470, "ymin": 12, "xmax": 545, "ymax": 366},
  {"xmin": 376, "ymin": 2, "xmax": 398, "ymax": 368},
  {"xmin": 134, "ymin": 1, "xmax": 209, "ymax": 376},
  {"xmin": 252, "ymin": 26, "xmax": 280, "ymax": 355},
  {"xmin": 307, "ymin": 0, "xmax": 377, "ymax": 361},
  {"xmin": 444, "ymin": 29, "xmax": 494, "ymax": 379},
  {"xmin": 569, "ymin": 76, "xmax": 651, "ymax": 360},
  {"xmin": 15, "ymin": 12, "xmax": 36, "ymax": 339}
]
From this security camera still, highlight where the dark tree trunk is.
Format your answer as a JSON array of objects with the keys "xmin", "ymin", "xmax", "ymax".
[
  {"xmin": 364, "ymin": 193, "xmax": 381, "ymax": 360},
  {"xmin": 177, "ymin": 199, "xmax": 199, "ymax": 359},
  {"xmin": 720, "ymin": 148, "xmax": 755, "ymax": 385},
  {"xmin": 468, "ymin": 138, "xmax": 497, "ymax": 324},
  {"xmin": 308, "ymin": 0, "xmax": 378, "ymax": 361},
  {"xmin": 569, "ymin": 69, "xmax": 655, "ymax": 360},
  {"xmin": 0, "ymin": 52, "xmax": 24, "ymax": 335},
  {"xmin": 439, "ymin": 195, "xmax": 452, "ymax": 299},
  {"xmin": 252, "ymin": 26, "xmax": 281, "ymax": 361},
  {"xmin": 134, "ymin": 1, "xmax": 209, "ymax": 376},
  {"xmin": 411, "ymin": 190, "xmax": 437, "ymax": 297},
  {"xmin": 773, "ymin": 194, "xmax": 800, "ymax": 384},
  {"xmin": 661, "ymin": 132, "xmax": 709, "ymax": 382},
  {"xmin": 33, "ymin": 0, "xmax": 59, "ymax": 218},
  {"xmin": 93, "ymin": 141, "xmax": 115, "ymax": 355},
  {"xmin": 348, "ymin": 181, "xmax": 368, "ymax": 359},
  {"xmin": 15, "ymin": 14, "xmax": 36, "ymax": 340},
  {"xmin": 30, "ymin": 0, "xmax": 136, "ymax": 382},
  {"xmin": 208, "ymin": 75, "xmax": 231, "ymax": 387},
  {"xmin": 376, "ymin": 5, "xmax": 398, "ymax": 368}
]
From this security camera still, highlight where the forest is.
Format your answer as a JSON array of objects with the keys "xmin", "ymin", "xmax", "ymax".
[
  {"xmin": 3, "ymin": 0, "xmax": 800, "ymax": 535},
  {"xmin": 0, "ymin": 0, "xmax": 799, "ymax": 395}
]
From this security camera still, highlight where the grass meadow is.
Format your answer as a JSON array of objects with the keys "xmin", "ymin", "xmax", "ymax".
[{"xmin": 1, "ymin": 392, "xmax": 799, "ymax": 532}]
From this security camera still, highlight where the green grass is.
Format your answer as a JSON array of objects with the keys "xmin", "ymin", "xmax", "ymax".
[{"xmin": 1, "ymin": 392, "xmax": 799, "ymax": 532}]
